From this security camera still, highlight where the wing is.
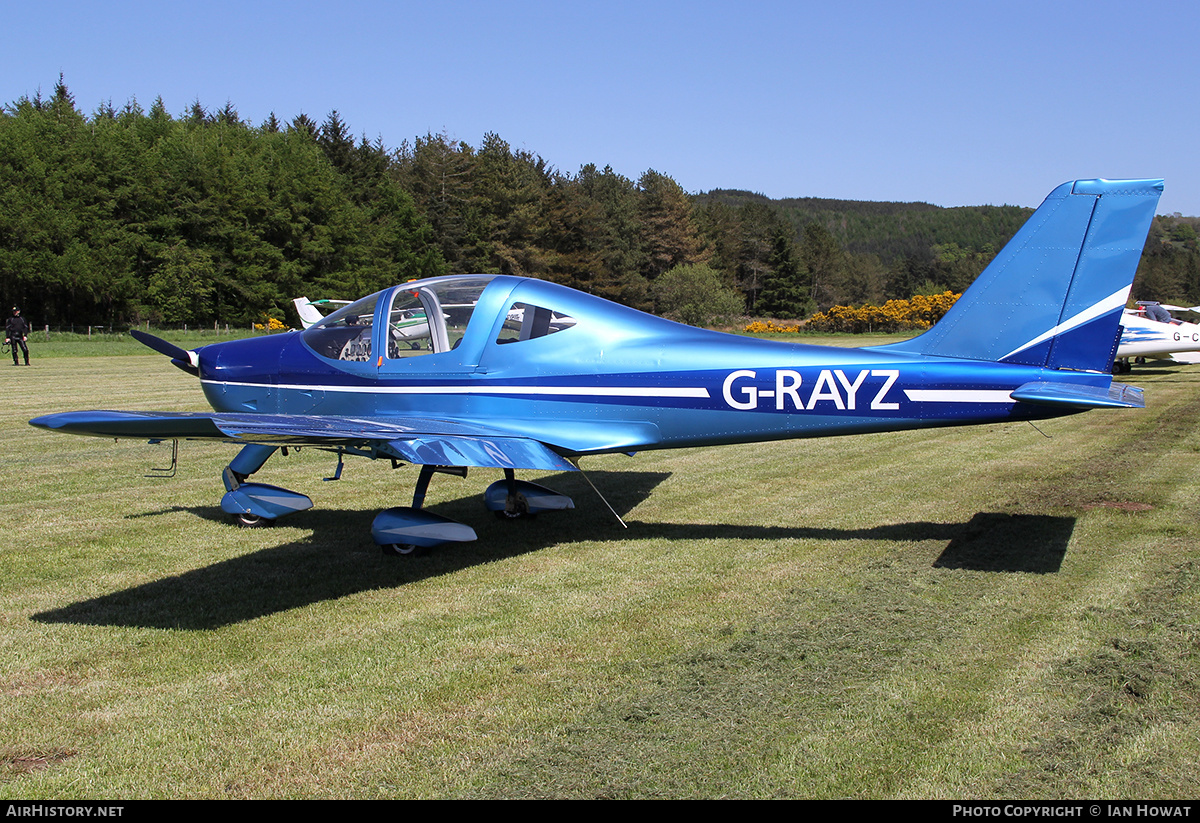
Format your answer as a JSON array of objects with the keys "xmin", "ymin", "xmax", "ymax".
[{"xmin": 29, "ymin": 410, "xmax": 579, "ymax": 473}]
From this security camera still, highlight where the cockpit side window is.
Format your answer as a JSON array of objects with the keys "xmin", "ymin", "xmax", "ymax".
[
  {"xmin": 300, "ymin": 291, "xmax": 379, "ymax": 361},
  {"xmin": 301, "ymin": 275, "xmax": 500, "ymax": 365},
  {"xmin": 495, "ymin": 303, "xmax": 575, "ymax": 344},
  {"xmin": 384, "ymin": 276, "xmax": 495, "ymax": 360}
]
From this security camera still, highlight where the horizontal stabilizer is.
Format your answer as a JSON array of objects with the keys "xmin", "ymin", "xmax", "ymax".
[{"xmin": 1010, "ymin": 381, "xmax": 1144, "ymax": 409}]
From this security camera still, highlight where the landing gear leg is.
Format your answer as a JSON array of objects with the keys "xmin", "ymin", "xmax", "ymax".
[
  {"xmin": 494, "ymin": 469, "xmax": 530, "ymax": 519},
  {"xmin": 411, "ymin": 463, "xmax": 437, "ymax": 509}
]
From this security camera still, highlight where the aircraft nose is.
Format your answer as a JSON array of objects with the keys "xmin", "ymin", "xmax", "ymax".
[{"xmin": 200, "ymin": 332, "xmax": 296, "ymax": 384}]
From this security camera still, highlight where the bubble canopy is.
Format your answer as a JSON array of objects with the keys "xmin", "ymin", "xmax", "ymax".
[{"xmin": 301, "ymin": 276, "xmax": 498, "ymax": 362}]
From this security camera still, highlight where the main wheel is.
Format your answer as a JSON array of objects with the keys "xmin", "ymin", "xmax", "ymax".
[
  {"xmin": 493, "ymin": 508, "xmax": 537, "ymax": 520},
  {"xmin": 381, "ymin": 543, "xmax": 425, "ymax": 557},
  {"xmin": 493, "ymin": 492, "xmax": 535, "ymax": 520},
  {"xmin": 234, "ymin": 511, "xmax": 275, "ymax": 528}
]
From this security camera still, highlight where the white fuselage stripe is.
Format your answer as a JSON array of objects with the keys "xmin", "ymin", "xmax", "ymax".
[
  {"xmin": 202, "ymin": 380, "xmax": 711, "ymax": 399},
  {"xmin": 207, "ymin": 380, "xmax": 1016, "ymax": 405},
  {"xmin": 903, "ymin": 389, "xmax": 1014, "ymax": 403}
]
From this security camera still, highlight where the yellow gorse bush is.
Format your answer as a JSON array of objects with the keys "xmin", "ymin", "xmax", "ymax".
[
  {"xmin": 746, "ymin": 292, "xmax": 961, "ymax": 334},
  {"xmin": 253, "ymin": 316, "xmax": 290, "ymax": 332},
  {"xmin": 744, "ymin": 320, "xmax": 802, "ymax": 334}
]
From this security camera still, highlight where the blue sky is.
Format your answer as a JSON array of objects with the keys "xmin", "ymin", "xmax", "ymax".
[{"xmin": 5, "ymin": 0, "xmax": 1199, "ymax": 214}]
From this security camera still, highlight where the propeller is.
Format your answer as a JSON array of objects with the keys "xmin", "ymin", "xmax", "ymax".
[{"xmin": 131, "ymin": 329, "xmax": 201, "ymax": 376}]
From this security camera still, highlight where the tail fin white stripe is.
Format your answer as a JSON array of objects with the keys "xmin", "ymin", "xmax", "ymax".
[{"xmin": 999, "ymin": 286, "xmax": 1130, "ymax": 362}]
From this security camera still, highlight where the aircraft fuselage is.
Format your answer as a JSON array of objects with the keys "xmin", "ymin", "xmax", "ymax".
[{"xmin": 196, "ymin": 276, "xmax": 1110, "ymax": 459}]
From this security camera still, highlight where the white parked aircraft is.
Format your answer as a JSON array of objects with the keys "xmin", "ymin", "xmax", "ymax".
[
  {"xmin": 292, "ymin": 297, "xmax": 353, "ymax": 330},
  {"xmin": 1113, "ymin": 301, "xmax": 1200, "ymax": 372}
]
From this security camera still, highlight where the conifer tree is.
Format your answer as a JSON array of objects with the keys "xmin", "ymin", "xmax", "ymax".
[
  {"xmin": 637, "ymin": 170, "xmax": 709, "ymax": 282},
  {"xmin": 758, "ymin": 225, "xmax": 812, "ymax": 318}
]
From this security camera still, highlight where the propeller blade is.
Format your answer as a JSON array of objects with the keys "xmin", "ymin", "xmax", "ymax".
[{"xmin": 131, "ymin": 330, "xmax": 200, "ymax": 375}]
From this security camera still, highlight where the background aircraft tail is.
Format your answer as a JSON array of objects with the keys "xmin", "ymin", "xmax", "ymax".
[
  {"xmin": 293, "ymin": 297, "xmax": 326, "ymax": 329},
  {"xmin": 873, "ymin": 178, "xmax": 1163, "ymax": 372}
]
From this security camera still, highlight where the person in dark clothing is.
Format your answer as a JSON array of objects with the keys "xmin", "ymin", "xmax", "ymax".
[
  {"xmin": 5, "ymin": 307, "xmax": 30, "ymax": 365},
  {"xmin": 1143, "ymin": 302, "xmax": 1173, "ymax": 323}
]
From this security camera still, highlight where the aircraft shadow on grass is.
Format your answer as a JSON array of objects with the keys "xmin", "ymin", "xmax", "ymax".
[{"xmin": 33, "ymin": 470, "xmax": 1075, "ymax": 631}]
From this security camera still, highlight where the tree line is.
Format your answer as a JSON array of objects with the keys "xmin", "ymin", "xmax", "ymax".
[{"xmin": 2, "ymin": 78, "xmax": 1196, "ymax": 330}]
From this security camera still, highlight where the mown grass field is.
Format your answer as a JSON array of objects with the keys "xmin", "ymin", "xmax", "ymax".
[{"xmin": 1, "ymin": 338, "xmax": 1198, "ymax": 798}]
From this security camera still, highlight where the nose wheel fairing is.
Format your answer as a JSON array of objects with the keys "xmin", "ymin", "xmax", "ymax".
[
  {"xmin": 221, "ymin": 482, "xmax": 314, "ymax": 524},
  {"xmin": 370, "ymin": 463, "xmax": 478, "ymax": 552},
  {"xmin": 371, "ymin": 508, "xmax": 477, "ymax": 549},
  {"xmin": 220, "ymin": 444, "xmax": 314, "ymax": 526}
]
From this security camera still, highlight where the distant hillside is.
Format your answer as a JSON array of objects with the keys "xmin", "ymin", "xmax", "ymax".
[
  {"xmin": 696, "ymin": 189, "xmax": 1200, "ymax": 311},
  {"xmin": 695, "ymin": 189, "xmax": 1033, "ymax": 263}
]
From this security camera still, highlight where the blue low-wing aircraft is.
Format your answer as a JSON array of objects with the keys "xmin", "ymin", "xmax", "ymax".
[{"xmin": 31, "ymin": 179, "xmax": 1162, "ymax": 555}]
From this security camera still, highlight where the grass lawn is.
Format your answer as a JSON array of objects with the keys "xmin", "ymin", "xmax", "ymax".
[{"xmin": 1, "ymin": 344, "xmax": 1198, "ymax": 798}]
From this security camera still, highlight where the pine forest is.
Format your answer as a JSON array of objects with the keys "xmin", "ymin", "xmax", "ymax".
[{"xmin": 3, "ymin": 78, "xmax": 1197, "ymax": 331}]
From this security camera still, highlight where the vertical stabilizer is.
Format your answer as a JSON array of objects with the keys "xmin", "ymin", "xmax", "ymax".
[
  {"xmin": 873, "ymin": 179, "xmax": 1163, "ymax": 372},
  {"xmin": 293, "ymin": 297, "xmax": 326, "ymax": 330}
]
